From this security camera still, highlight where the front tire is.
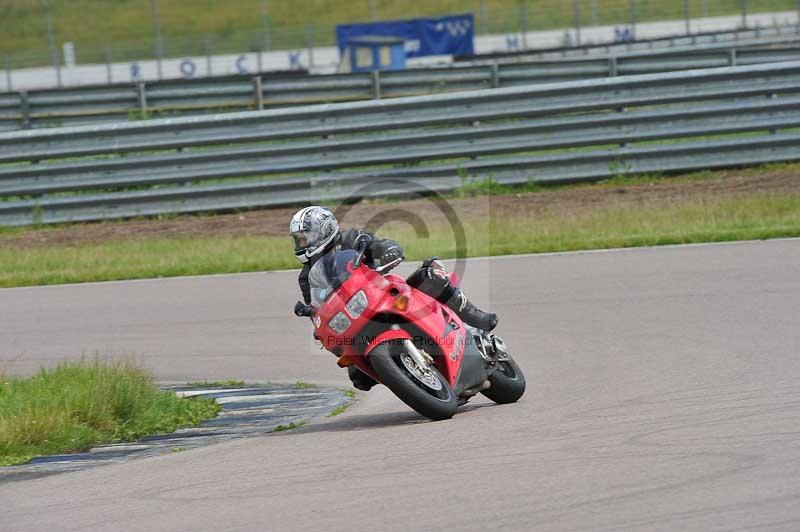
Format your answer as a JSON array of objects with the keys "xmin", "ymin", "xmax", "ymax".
[
  {"xmin": 482, "ymin": 356, "xmax": 526, "ymax": 404},
  {"xmin": 370, "ymin": 341, "xmax": 458, "ymax": 421}
]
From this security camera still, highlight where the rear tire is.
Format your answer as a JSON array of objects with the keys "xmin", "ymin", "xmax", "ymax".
[
  {"xmin": 482, "ymin": 356, "xmax": 526, "ymax": 404},
  {"xmin": 370, "ymin": 341, "xmax": 458, "ymax": 421}
]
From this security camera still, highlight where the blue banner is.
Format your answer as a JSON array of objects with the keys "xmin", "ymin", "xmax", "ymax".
[{"xmin": 336, "ymin": 14, "xmax": 474, "ymax": 58}]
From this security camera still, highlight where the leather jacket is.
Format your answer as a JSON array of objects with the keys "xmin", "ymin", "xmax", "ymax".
[{"xmin": 297, "ymin": 228, "xmax": 403, "ymax": 304}]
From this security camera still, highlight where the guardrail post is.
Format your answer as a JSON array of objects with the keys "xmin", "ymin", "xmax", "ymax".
[
  {"xmin": 683, "ymin": 0, "xmax": 691, "ymax": 35},
  {"xmin": 519, "ymin": 0, "xmax": 528, "ymax": 50},
  {"xmin": 306, "ymin": 24, "xmax": 315, "ymax": 69},
  {"xmin": 371, "ymin": 70, "xmax": 382, "ymax": 100},
  {"xmin": 490, "ymin": 63, "xmax": 500, "ymax": 88},
  {"xmin": 608, "ymin": 56, "xmax": 618, "ymax": 77},
  {"xmin": 4, "ymin": 54, "xmax": 11, "ymax": 92},
  {"xmin": 252, "ymin": 75, "xmax": 264, "ymax": 110},
  {"xmin": 729, "ymin": 49, "xmax": 738, "ymax": 66},
  {"xmin": 740, "ymin": 0, "xmax": 748, "ymax": 28},
  {"xmin": 136, "ymin": 82, "xmax": 148, "ymax": 117},
  {"xmin": 572, "ymin": 0, "xmax": 582, "ymax": 47},
  {"xmin": 204, "ymin": 36, "xmax": 213, "ymax": 76},
  {"xmin": 769, "ymin": 92, "xmax": 778, "ymax": 135},
  {"xmin": 19, "ymin": 91, "xmax": 30, "ymax": 130},
  {"xmin": 104, "ymin": 46, "xmax": 113, "ymax": 85},
  {"xmin": 618, "ymin": 104, "xmax": 629, "ymax": 148}
]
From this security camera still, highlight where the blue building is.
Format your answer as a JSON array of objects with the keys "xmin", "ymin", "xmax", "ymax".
[{"xmin": 342, "ymin": 36, "xmax": 406, "ymax": 72}]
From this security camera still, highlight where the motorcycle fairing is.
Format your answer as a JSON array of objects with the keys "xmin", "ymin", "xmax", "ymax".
[
  {"xmin": 312, "ymin": 254, "xmax": 473, "ymax": 391},
  {"xmin": 451, "ymin": 328, "xmax": 490, "ymax": 396}
]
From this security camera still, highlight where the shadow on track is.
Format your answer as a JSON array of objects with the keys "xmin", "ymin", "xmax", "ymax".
[{"xmin": 290, "ymin": 401, "xmax": 496, "ymax": 436}]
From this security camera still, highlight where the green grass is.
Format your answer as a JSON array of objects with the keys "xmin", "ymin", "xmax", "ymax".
[
  {"xmin": 273, "ymin": 421, "xmax": 308, "ymax": 432},
  {"xmin": 0, "ymin": 359, "xmax": 221, "ymax": 466},
  {"xmin": 475, "ymin": 194, "xmax": 800, "ymax": 256},
  {"xmin": 328, "ymin": 404, "xmax": 350, "ymax": 417},
  {"xmin": 1, "ymin": 187, "xmax": 798, "ymax": 289},
  {"xmin": 186, "ymin": 380, "xmax": 247, "ymax": 388},
  {"xmin": 340, "ymin": 388, "xmax": 357, "ymax": 399},
  {"xmin": 379, "ymin": 194, "xmax": 800, "ymax": 262},
  {"xmin": 293, "ymin": 380, "xmax": 317, "ymax": 389},
  {"xmin": 1, "ymin": 0, "xmax": 794, "ymax": 66},
  {"xmin": 0, "ymin": 235, "xmax": 296, "ymax": 288}
]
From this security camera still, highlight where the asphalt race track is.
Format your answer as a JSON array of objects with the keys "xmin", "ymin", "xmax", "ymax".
[{"xmin": 2, "ymin": 239, "xmax": 799, "ymax": 531}]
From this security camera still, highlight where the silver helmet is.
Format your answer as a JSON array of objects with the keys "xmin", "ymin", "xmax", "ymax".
[{"xmin": 289, "ymin": 206, "xmax": 340, "ymax": 264}]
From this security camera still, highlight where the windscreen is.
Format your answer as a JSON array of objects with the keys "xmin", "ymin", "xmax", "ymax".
[{"xmin": 308, "ymin": 250, "xmax": 357, "ymax": 308}]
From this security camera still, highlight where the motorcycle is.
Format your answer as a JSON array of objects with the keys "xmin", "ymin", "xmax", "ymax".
[{"xmin": 302, "ymin": 243, "xmax": 526, "ymax": 421}]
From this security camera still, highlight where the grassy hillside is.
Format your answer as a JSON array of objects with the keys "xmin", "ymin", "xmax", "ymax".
[{"xmin": 1, "ymin": 0, "xmax": 795, "ymax": 66}]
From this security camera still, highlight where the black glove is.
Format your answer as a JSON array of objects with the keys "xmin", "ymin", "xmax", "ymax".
[
  {"xmin": 352, "ymin": 233, "xmax": 372, "ymax": 251},
  {"xmin": 294, "ymin": 301, "xmax": 314, "ymax": 318},
  {"xmin": 378, "ymin": 243, "xmax": 404, "ymax": 266}
]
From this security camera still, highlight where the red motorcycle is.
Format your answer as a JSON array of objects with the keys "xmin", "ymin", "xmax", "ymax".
[{"xmin": 305, "ymin": 244, "xmax": 526, "ymax": 421}]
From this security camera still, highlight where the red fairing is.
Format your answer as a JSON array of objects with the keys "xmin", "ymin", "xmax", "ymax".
[
  {"xmin": 364, "ymin": 329, "xmax": 412, "ymax": 356},
  {"xmin": 313, "ymin": 261, "xmax": 468, "ymax": 388}
]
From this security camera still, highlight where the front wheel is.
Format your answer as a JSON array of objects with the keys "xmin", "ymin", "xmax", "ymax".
[
  {"xmin": 370, "ymin": 341, "xmax": 458, "ymax": 421},
  {"xmin": 482, "ymin": 356, "xmax": 526, "ymax": 404}
]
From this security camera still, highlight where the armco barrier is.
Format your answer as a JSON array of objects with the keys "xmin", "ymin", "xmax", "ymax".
[
  {"xmin": 1, "ymin": 61, "xmax": 800, "ymax": 226},
  {"xmin": 0, "ymin": 30, "xmax": 798, "ymax": 132}
]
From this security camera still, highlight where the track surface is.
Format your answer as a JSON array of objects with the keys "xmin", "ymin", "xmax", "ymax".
[{"xmin": 2, "ymin": 240, "xmax": 800, "ymax": 531}]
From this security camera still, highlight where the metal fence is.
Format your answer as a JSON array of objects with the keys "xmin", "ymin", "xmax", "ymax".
[
  {"xmin": 2, "ymin": 60, "xmax": 800, "ymax": 227},
  {"xmin": 6, "ymin": 0, "xmax": 800, "ymax": 73},
  {"xmin": 1, "ymin": 32, "xmax": 799, "ymax": 133}
]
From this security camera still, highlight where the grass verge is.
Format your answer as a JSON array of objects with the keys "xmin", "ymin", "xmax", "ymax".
[
  {"xmin": 328, "ymin": 404, "xmax": 350, "ymax": 417},
  {"xmin": 446, "ymin": 194, "xmax": 800, "ymax": 259},
  {"xmin": 186, "ymin": 380, "xmax": 247, "ymax": 388},
  {"xmin": 0, "ymin": 191, "xmax": 798, "ymax": 288},
  {"xmin": 0, "ymin": 236, "xmax": 297, "ymax": 288},
  {"xmin": 273, "ymin": 421, "xmax": 308, "ymax": 432},
  {"xmin": 340, "ymin": 389, "xmax": 357, "ymax": 399},
  {"xmin": 0, "ymin": 359, "xmax": 221, "ymax": 466}
]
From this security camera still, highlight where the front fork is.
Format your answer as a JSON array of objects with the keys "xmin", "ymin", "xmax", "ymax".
[{"xmin": 401, "ymin": 337, "xmax": 434, "ymax": 369}]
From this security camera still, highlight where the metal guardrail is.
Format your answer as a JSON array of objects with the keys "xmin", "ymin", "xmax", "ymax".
[
  {"xmin": 1, "ymin": 60, "xmax": 800, "ymax": 227},
  {"xmin": 0, "ymin": 30, "xmax": 798, "ymax": 133}
]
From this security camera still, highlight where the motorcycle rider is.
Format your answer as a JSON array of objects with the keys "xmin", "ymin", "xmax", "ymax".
[{"xmin": 290, "ymin": 206, "xmax": 498, "ymax": 391}]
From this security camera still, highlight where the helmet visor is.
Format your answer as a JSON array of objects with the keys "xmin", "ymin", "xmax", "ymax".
[{"xmin": 292, "ymin": 229, "xmax": 319, "ymax": 255}]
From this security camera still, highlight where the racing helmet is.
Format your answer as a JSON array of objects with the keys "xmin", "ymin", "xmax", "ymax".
[{"xmin": 289, "ymin": 206, "xmax": 340, "ymax": 264}]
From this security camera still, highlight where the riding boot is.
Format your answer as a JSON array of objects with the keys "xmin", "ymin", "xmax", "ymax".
[
  {"xmin": 446, "ymin": 288, "xmax": 499, "ymax": 332},
  {"xmin": 348, "ymin": 366, "xmax": 377, "ymax": 391}
]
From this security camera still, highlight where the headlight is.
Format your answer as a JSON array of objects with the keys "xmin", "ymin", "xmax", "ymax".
[
  {"xmin": 345, "ymin": 290, "xmax": 368, "ymax": 318},
  {"xmin": 328, "ymin": 312, "xmax": 351, "ymax": 334}
]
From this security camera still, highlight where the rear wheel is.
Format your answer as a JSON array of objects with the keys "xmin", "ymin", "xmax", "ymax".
[
  {"xmin": 370, "ymin": 341, "xmax": 458, "ymax": 421},
  {"xmin": 482, "ymin": 356, "xmax": 526, "ymax": 404}
]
